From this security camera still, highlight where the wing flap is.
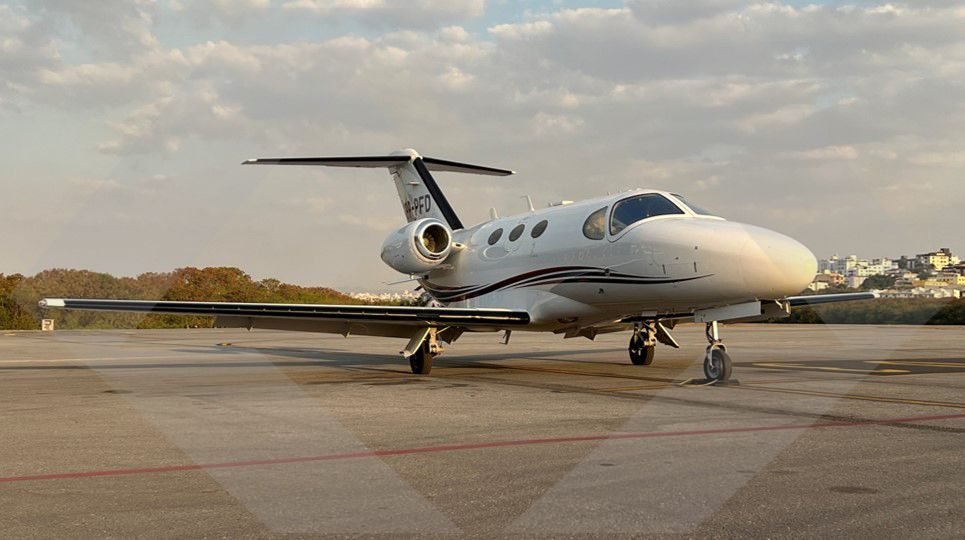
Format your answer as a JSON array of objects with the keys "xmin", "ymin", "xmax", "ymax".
[{"xmin": 39, "ymin": 299, "xmax": 530, "ymax": 328}]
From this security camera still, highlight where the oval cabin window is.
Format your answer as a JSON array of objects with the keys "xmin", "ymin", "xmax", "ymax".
[
  {"xmin": 509, "ymin": 224, "xmax": 526, "ymax": 241},
  {"xmin": 531, "ymin": 220, "xmax": 548, "ymax": 238},
  {"xmin": 582, "ymin": 207, "xmax": 607, "ymax": 240}
]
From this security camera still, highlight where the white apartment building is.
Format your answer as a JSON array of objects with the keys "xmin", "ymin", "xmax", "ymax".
[{"xmin": 819, "ymin": 255, "xmax": 895, "ymax": 280}]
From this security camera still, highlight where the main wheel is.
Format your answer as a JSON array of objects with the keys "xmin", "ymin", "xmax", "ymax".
[
  {"xmin": 628, "ymin": 334, "xmax": 655, "ymax": 366},
  {"xmin": 407, "ymin": 341, "xmax": 434, "ymax": 375},
  {"xmin": 703, "ymin": 347, "xmax": 732, "ymax": 381}
]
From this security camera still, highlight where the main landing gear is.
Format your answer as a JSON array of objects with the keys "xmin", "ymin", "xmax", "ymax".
[
  {"xmin": 628, "ymin": 322, "xmax": 656, "ymax": 365},
  {"xmin": 405, "ymin": 328, "xmax": 442, "ymax": 374},
  {"xmin": 703, "ymin": 321, "xmax": 732, "ymax": 382}
]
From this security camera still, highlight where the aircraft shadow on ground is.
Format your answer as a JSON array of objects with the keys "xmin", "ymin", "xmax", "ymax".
[
  {"xmin": 5, "ymin": 340, "xmax": 960, "ymax": 376},
  {"xmin": 0, "ymin": 344, "xmax": 627, "ymax": 371}
]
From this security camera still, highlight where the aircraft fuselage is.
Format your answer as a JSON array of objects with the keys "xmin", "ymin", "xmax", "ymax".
[{"xmin": 421, "ymin": 189, "xmax": 817, "ymax": 331}]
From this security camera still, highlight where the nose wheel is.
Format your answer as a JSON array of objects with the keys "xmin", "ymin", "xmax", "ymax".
[
  {"xmin": 405, "ymin": 328, "xmax": 442, "ymax": 374},
  {"xmin": 628, "ymin": 322, "xmax": 656, "ymax": 365},
  {"xmin": 407, "ymin": 341, "xmax": 436, "ymax": 374},
  {"xmin": 703, "ymin": 321, "xmax": 732, "ymax": 381}
]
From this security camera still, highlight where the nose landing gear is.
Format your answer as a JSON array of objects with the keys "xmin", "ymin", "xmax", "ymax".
[
  {"xmin": 405, "ymin": 328, "xmax": 442, "ymax": 374},
  {"xmin": 703, "ymin": 321, "xmax": 732, "ymax": 381},
  {"xmin": 628, "ymin": 322, "xmax": 656, "ymax": 365}
]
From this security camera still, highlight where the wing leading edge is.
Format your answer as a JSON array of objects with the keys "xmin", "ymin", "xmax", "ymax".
[
  {"xmin": 785, "ymin": 291, "xmax": 879, "ymax": 306},
  {"xmin": 39, "ymin": 299, "xmax": 530, "ymax": 337}
]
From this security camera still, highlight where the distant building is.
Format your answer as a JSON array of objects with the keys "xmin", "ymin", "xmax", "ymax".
[
  {"xmin": 944, "ymin": 263, "xmax": 965, "ymax": 276},
  {"xmin": 880, "ymin": 287, "xmax": 961, "ymax": 299},
  {"xmin": 817, "ymin": 249, "xmax": 961, "ymax": 292},
  {"xmin": 808, "ymin": 281, "xmax": 829, "ymax": 292},
  {"xmin": 808, "ymin": 272, "xmax": 844, "ymax": 291},
  {"xmin": 935, "ymin": 273, "xmax": 965, "ymax": 287},
  {"xmin": 894, "ymin": 271, "xmax": 919, "ymax": 288},
  {"xmin": 818, "ymin": 255, "xmax": 895, "ymax": 282},
  {"xmin": 915, "ymin": 248, "xmax": 959, "ymax": 271},
  {"xmin": 845, "ymin": 275, "xmax": 868, "ymax": 289},
  {"xmin": 349, "ymin": 290, "xmax": 422, "ymax": 304}
]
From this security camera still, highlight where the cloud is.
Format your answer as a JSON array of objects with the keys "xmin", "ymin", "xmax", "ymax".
[
  {"xmin": 282, "ymin": 0, "xmax": 485, "ymax": 29},
  {"xmin": 31, "ymin": 0, "xmax": 159, "ymax": 59},
  {"xmin": 782, "ymin": 145, "xmax": 859, "ymax": 161},
  {"xmin": 2, "ymin": 1, "xmax": 965, "ymax": 286}
]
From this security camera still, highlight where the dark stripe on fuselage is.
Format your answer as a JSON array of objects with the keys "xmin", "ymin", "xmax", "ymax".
[
  {"xmin": 423, "ymin": 266, "xmax": 599, "ymax": 302},
  {"xmin": 413, "ymin": 157, "xmax": 464, "ymax": 230},
  {"xmin": 422, "ymin": 266, "xmax": 713, "ymax": 303}
]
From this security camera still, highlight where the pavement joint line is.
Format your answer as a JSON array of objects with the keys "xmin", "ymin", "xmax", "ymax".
[
  {"xmin": 733, "ymin": 384, "xmax": 965, "ymax": 409},
  {"xmin": 1, "ymin": 412, "xmax": 962, "ymax": 485},
  {"xmin": 448, "ymin": 361, "xmax": 679, "ymax": 383},
  {"xmin": 0, "ymin": 355, "xmax": 191, "ymax": 364}
]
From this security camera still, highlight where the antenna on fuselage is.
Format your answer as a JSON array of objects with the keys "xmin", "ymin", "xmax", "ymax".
[
  {"xmin": 489, "ymin": 207, "xmax": 499, "ymax": 220},
  {"xmin": 521, "ymin": 195, "xmax": 535, "ymax": 212}
]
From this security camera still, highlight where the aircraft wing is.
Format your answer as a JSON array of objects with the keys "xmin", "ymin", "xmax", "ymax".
[
  {"xmin": 618, "ymin": 292, "xmax": 880, "ymax": 326},
  {"xmin": 38, "ymin": 299, "xmax": 530, "ymax": 339},
  {"xmin": 785, "ymin": 291, "xmax": 879, "ymax": 306}
]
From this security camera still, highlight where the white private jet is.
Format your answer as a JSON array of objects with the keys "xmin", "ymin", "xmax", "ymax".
[{"xmin": 40, "ymin": 149, "xmax": 875, "ymax": 381}]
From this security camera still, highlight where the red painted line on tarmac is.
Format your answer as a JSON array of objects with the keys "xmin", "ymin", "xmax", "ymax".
[{"xmin": 2, "ymin": 412, "xmax": 963, "ymax": 484}]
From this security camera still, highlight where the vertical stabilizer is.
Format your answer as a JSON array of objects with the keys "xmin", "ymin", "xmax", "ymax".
[{"xmin": 388, "ymin": 149, "xmax": 463, "ymax": 229}]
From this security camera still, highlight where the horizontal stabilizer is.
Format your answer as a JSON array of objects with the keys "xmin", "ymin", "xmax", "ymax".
[
  {"xmin": 421, "ymin": 157, "xmax": 514, "ymax": 176},
  {"xmin": 243, "ymin": 154, "xmax": 514, "ymax": 176},
  {"xmin": 786, "ymin": 291, "xmax": 879, "ymax": 306},
  {"xmin": 242, "ymin": 155, "xmax": 410, "ymax": 168}
]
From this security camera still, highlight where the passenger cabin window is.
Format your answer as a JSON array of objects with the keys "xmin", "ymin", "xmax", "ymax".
[
  {"xmin": 487, "ymin": 228, "xmax": 503, "ymax": 245},
  {"xmin": 610, "ymin": 194, "xmax": 684, "ymax": 235},
  {"xmin": 582, "ymin": 207, "xmax": 607, "ymax": 240},
  {"xmin": 509, "ymin": 224, "xmax": 525, "ymax": 241},
  {"xmin": 531, "ymin": 220, "xmax": 548, "ymax": 238}
]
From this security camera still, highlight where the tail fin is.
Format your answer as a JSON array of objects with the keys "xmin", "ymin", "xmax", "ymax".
[{"xmin": 243, "ymin": 148, "xmax": 513, "ymax": 230}]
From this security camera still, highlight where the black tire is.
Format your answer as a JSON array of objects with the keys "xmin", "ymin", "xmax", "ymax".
[
  {"xmin": 703, "ymin": 347, "xmax": 732, "ymax": 381},
  {"xmin": 408, "ymin": 342, "xmax": 434, "ymax": 374},
  {"xmin": 628, "ymin": 334, "xmax": 655, "ymax": 366}
]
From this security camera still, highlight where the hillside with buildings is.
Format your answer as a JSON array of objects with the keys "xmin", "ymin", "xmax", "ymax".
[{"xmin": 812, "ymin": 248, "xmax": 964, "ymax": 299}]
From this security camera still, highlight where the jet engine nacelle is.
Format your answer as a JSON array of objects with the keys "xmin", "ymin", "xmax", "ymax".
[{"xmin": 380, "ymin": 218, "xmax": 453, "ymax": 274}]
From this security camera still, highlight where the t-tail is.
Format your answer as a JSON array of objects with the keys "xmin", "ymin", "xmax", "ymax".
[{"xmin": 242, "ymin": 148, "xmax": 513, "ymax": 229}]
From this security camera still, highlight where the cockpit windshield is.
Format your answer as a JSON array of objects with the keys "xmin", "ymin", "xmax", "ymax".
[
  {"xmin": 671, "ymin": 194, "xmax": 716, "ymax": 216},
  {"xmin": 609, "ymin": 194, "xmax": 684, "ymax": 235}
]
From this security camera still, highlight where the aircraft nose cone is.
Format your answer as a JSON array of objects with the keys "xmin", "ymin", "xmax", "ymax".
[{"xmin": 739, "ymin": 225, "xmax": 817, "ymax": 298}]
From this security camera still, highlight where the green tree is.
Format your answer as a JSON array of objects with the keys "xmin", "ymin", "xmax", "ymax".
[{"xmin": 861, "ymin": 274, "xmax": 896, "ymax": 290}]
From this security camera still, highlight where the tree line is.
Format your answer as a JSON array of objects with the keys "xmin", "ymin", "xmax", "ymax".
[
  {"xmin": 776, "ymin": 297, "xmax": 963, "ymax": 325},
  {"xmin": 0, "ymin": 267, "xmax": 367, "ymax": 330}
]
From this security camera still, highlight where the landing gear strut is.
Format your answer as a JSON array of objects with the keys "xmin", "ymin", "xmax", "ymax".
[
  {"xmin": 628, "ymin": 322, "xmax": 656, "ymax": 366},
  {"xmin": 703, "ymin": 321, "xmax": 732, "ymax": 381},
  {"xmin": 406, "ymin": 328, "xmax": 442, "ymax": 375}
]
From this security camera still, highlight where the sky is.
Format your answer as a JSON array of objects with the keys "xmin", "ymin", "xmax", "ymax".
[{"xmin": 2, "ymin": 0, "xmax": 963, "ymax": 291}]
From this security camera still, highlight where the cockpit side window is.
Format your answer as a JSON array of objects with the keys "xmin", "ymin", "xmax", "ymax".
[
  {"xmin": 582, "ymin": 207, "xmax": 607, "ymax": 240},
  {"xmin": 671, "ymin": 194, "xmax": 716, "ymax": 216},
  {"xmin": 609, "ymin": 194, "xmax": 684, "ymax": 235}
]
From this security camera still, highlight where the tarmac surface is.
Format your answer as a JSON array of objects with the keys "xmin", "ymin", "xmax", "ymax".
[{"xmin": 0, "ymin": 324, "xmax": 963, "ymax": 538}]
